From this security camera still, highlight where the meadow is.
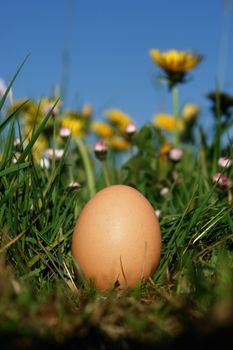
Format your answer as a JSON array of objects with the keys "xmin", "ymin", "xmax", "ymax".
[{"xmin": 0, "ymin": 50, "xmax": 233, "ymax": 349}]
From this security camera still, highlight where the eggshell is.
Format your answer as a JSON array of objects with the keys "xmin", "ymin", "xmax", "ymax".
[{"xmin": 71, "ymin": 185, "xmax": 162, "ymax": 290}]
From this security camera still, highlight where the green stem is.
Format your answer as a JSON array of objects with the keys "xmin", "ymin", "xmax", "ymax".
[
  {"xmin": 211, "ymin": 86, "xmax": 222, "ymax": 175},
  {"xmin": 75, "ymin": 138, "xmax": 96, "ymax": 198},
  {"xmin": 51, "ymin": 118, "xmax": 57, "ymax": 171},
  {"xmin": 171, "ymin": 84, "xmax": 180, "ymax": 147},
  {"xmin": 101, "ymin": 160, "xmax": 111, "ymax": 187},
  {"xmin": 67, "ymin": 148, "xmax": 74, "ymax": 184}
]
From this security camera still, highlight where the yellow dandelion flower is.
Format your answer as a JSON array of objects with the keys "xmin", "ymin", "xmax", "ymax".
[
  {"xmin": 32, "ymin": 134, "xmax": 49, "ymax": 161},
  {"xmin": 82, "ymin": 103, "xmax": 92, "ymax": 118},
  {"xmin": 107, "ymin": 136, "xmax": 131, "ymax": 151},
  {"xmin": 182, "ymin": 103, "xmax": 200, "ymax": 123},
  {"xmin": 61, "ymin": 117, "xmax": 84, "ymax": 137},
  {"xmin": 61, "ymin": 110, "xmax": 82, "ymax": 120},
  {"xmin": 104, "ymin": 109, "xmax": 133, "ymax": 131},
  {"xmin": 153, "ymin": 113, "xmax": 184, "ymax": 132},
  {"xmin": 61, "ymin": 105, "xmax": 92, "ymax": 121},
  {"xmin": 9, "ymin": 98, "xmax": 61, "ymax": 126},
  {"xmin": 150, "ymin": 49, "xmax": 203, "ymax": 86},
  {"xmin": 150, "ymin": 49, "xmax": 202, "ymax": 73},
  {"xmin": 24, "ymin": 109, "xmax": 43, "ymax": 125},
  {"xmin": 91, "ymin": 121, "xmax": 114, "ymax": 138},
  {"xmin": 7, "ymin": 98, "xmax": 34, "ymax": 116},
  {"xmin": 23, "ymin": 128, "xmax": 48, "ymax": 161},
  {"xmin": 159, "ymin": 142, "xmax": 172, "ymax": 157},
  {"xmin": 39, "ymin": 97, "xmax": 61, "ymax": 116}
]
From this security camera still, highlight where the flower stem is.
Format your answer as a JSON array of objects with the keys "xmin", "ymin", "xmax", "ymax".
[
  {"xmin": 51, "ymin": 117, "xmax": 57, "ymax": 171},
  {"xmin": 101, "ymin": 160, "xmax": 111, "ymax": 187},
  {"xmin": 211, "ymin": 85, "xmax": 222, "ymax": 175},
  {"xmin": 67, "ymin": 149, "xmax": 74, "ymax": 184},
  {"xmin": 75, "ymin": 138, "xmax": 96, "ymax": 198},
  {"xmin": 171, "ymin": 84, "xmax": 180, "ymax": 147}
]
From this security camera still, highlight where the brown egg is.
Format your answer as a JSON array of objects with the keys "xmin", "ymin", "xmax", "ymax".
[{"xmin": 71, "ymin": 185, "xmax": 162, "ymax": 290}]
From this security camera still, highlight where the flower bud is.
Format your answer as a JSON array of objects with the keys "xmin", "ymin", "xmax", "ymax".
[
  {"xmin": 169, "ymin": 148, "xmax": 183, "ymax": 162},
  {"xmin": 0, "ymin": 79, "xmax": 7, "ymax": 97},
  {"xmin": 40, "ymin": 157, "xmax": 50, "ymax": 169},
  {"xmin": 160, "ymin": 187, "xmax": 169, "ymax": 196},
  {"xmin": 182, "ymin": 103, "xmax": 199, "ymax": 123},
  {"xmin": 60, "ymin": 127, "xmax": 71, "ymax": 139},
  {"xmin": 125, "ymin": 122, "xmax": 136, "ymax": 135},
  {"xmin": 94, "ymin": 140, "xmax": 108, "ymax": 161},
  {"xmin": 82, "ymin": 103, "xmax": 92, "ymax": 118},
  {"xmin": 44, "ymin": 148, "xmax": 64, "ymax": 161},
  {"xmin": 218, "ymin": 156, "xmax": 231, "ymax": 169},
  {"xmin": 213, "ymin": 172, "xmax": 231, "ymax": 188},
  {"xmin": 13, "ymin": 138, "xmax": 22, "ymax": 152},
  {"xmin": 68, "ymin": 181, "xmax": 81, "ymax": 190},
  {"xmin": 12, "ymin": 152, "xmax": 21, "ymax": 164}
]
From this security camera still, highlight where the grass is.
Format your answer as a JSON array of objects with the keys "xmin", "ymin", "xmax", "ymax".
[{"xmin": 0, "ymin": 64, "xmax": 233, "ymax": 350}]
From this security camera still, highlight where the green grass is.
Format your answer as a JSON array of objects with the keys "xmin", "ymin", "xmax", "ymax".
[{"xmin": 0, "ymin": 71, "xmax": 233, "ymax": 350}]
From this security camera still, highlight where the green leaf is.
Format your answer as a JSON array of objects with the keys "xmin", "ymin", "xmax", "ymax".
[
  {"xmin": 132, "ymin": 123, "xmax": 163, "ymax": 155},
  {"xmin": 0, "ymin": 162, "xmax": 30, "ymax": 177},
  {"xmin": 0, "ymin": 55, "xmax": 29, "ymax": 111},
  {"xmin": 18, "ymin": 98, "xmax": 60, "ymax": 162},
  {"xmin": 0, "ymin": 99, "xmax": 30, "ymax": 133},
  {"xmin": 0, "ymin": 117, "xmax": 15, "ymax": 170}
]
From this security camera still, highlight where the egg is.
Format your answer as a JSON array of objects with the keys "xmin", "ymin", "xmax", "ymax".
[{"xmin": 71, "ymin": 184, "xmax": 162, "ymax": 290}]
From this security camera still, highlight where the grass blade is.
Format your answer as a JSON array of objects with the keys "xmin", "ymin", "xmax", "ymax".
[
  {"xmin": 0, "ymin": 55, "xmax": 29, "ymax": 111},
  {"xmin": 18, "ymin": 98, "xmax": 60, "ymax": 162}
]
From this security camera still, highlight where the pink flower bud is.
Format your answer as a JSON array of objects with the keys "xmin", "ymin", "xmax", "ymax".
[
  {"xmin": 125, "ymin": 122, "xmax": 136, "ymax": 135},
  {"xmin": 12, "ymin": 152, "xmax": 21, "ymax": 164},
  {"xmin": 60, "ymin": 127, "xmax": 71, "ymax": 138},
  {"xmin": 0, "ymin": 79, "xmax": 13, "ymax": 102},
  {"xmin": 169, "ymin": 148, "xmax": 183, "ymax": 161},
  {"xmin": 40, "ymin": 157, "xmax": 50, "ymax": 169},
  {"xmin": 0, "ymin": 79, "xmax": 7, "ymax": 97},
  {"xmin": 94, "ymin": 140, "xmax": 108, "ymax": 161},
  {"xmin": 218, "ymin": 156, "xmax": 231, "ymax": 168},
  {"xmin": 94, "ymin": 140, "xmax": 108, "ymax": 152},
  {"xmin": 44, "ymin": 148, "xmax": 64, "ymax": 161},
  {"xmin": 160, "ymin": 187, "xmax": 169, "ymax": 196},
  {"xmin": 43, "ymin": 101, "xmax": 61, "ymax": 116},
  {"xmin": 212, "ymin": 172, "xmax": 231, "ymax": 188},
  {"xmin": 68, "ymin": 181, "xmax": 81, "ymax": 190},
  {"xmin": 13, "ymin": 138, "xmax": 21, "ymax": 147}
]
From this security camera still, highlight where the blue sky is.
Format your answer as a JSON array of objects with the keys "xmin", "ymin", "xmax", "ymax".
[{"xmin": 1, "ymin": 0, "xmax": 233, "ymax": 135}]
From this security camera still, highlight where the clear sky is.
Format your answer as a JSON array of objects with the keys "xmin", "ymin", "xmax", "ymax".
[{"xmin": 1, "ymin": 0, "xmax": 233, "ymax": 135}]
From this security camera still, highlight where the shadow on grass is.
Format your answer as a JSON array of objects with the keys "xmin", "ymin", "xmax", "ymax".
[{"xmin": 1, "ymin": 321, "xmax": 233, "ymax": 350}]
